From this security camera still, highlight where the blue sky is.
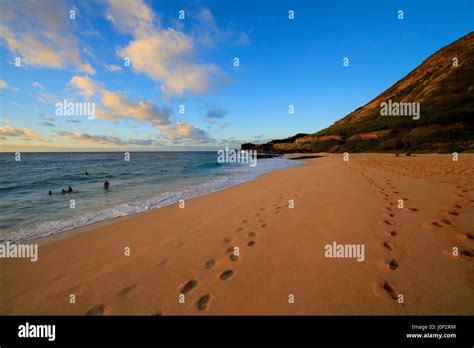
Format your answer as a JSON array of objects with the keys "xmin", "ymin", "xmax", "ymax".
[{"xmin": 0, "ymin": 0, "xmax": 472, "ymax": 151}]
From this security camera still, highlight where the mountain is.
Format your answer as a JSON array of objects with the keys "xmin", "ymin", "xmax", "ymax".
[{"xmin": 243, "ymin": 32, "xmax": 474, "ymax": 153}]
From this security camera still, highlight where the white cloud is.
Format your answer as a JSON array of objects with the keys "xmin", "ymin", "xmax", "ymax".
[
  {"xmin": 105, "ymin": 64, "xmax": 123, "ymax": 72},
  {"xmin": 66, "ymin": 75, "xmax": 213, "ymax": 144},
  {"xmin": 0, "ymin": 0, "xmax": 94, "ymax": 74},
  {"xmin": 107, "ymin": 0, "xmax": 223, "ymax": 96},
  {"xmin": 67, "ymin": 75, "xmax": 172, "ymax": 126},
  {"xmin": 38, "ymin": 91, "xmax": 61, "ymax": 104},
  {"xmin": 0, "ymin": 125, "xmax": 48, "ymax": 142},
  {"xmin": 0, "ymin": 80, "xmax": 18, "ymax": 91},
  {"xmin": 99, "ymin": 90, "xmax": 173, "ymax": 127},
  {"xmin": 41, "ymin": 115, "xmax": 55, "ymax": 121},
  {"xmin": 32, "ymin": 82, "xmax": 45, "ymax": 90},
  {"xmin": 164, "ymin": 122, "xmax": 211, "ymax": 143},
  {"xmin": 54, "ymin": 130, "xmax": 159, "ymax": 146},
  {"xmin": 68, "ymin": 76, "xmax": 99, "ymax": 100},
  {"xmin": 106, "ymin": 0, "xmax": 155, "ymax": 35}
]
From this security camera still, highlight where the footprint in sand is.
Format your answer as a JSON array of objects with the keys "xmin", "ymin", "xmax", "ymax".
[
  {"xmin": 117, "ymin": 284, "xmax": 137, "ymax": 298},
  {"xmin": 432, "ymin": 221, "xmax": 443, "ymax": 228},
  {"xmin": 382, "ymin": 282, "xmax": 398, "ymax": 300},
  {"xmin": 460, "ymin": 249, "xmax": 473, "ymax": 260},
  {"xmin": 241, "ymin": 219, "xmax": 248, "ymax": 224},
  {"xmin": 389, "ymin": 230, "xmax": 397, "ymax": 237},
  {"xmin": 388, "ymin": 213, "xmax": 395, "ymax": 218},
  {"xmin": 260, "ymin": 223, "xmax": 267, "ymax": 228},
  {"xmin": 158, "ymin": 259, "xmax": 168, "ymax": 267},
  {"xmin": 230, "ymin": 254, "xmax": 240, "ymax": 262},
  {"xmin": 449, "ymin": 211, "xmax": 460, "ymax": 216},
  {"xmin": 86, "ymin": 304, "xmax": 113, "ymax": 315},
  {"xmin": 442, "ymin": 219, "xmax": 452, "ymax": 225},
  {"xmin": 455, "ymin": 204, "xmax": 462, "ymax": 209},
  {"xmin": 180, "ymin": 280, "xmax": 199, "ymax": 294},
  {"xmin": 409, "ymin": 208, "xmax": 419, "ymax": 212},
  {"xmin": 220, "ymin": 270, "xmax": 235, "ymax": 280},
  {"xmin": 235, "ymin": 227, "xmax": 244, "ymax": 232},
  {"xmin": 247, "ymin": 241, "xmax": 256, "ymax": 247},
  {"xmin": 466, "ymin": 233, "xmax": 474, "ymax": 240},
  {"xmin": 204, "ymin": 259, "xmax": 216, "ymax": 270},
  {"xmin": 223, "ymin": 237, "xmax": 232, "ymax": 243},
  {"xmin": 384, "ymin": 220, "xmax": 392, "ymax": 226},
  {"xmin": 248, "ymin": 231, "xmax": 257, "ymax": 238},
  {"xmin": 197, "ymin": 294, "xmax": 212, "ymax": 311},
  {"xmin": 383, "ymin": 242, "xmax": 394, "ymax": 251},
  {"xmin": 388, "ymin": 259, "xmax": 400, "ymax": 270}
]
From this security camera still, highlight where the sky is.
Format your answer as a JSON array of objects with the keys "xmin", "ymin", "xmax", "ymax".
[{"xmin": 0, "ymin": 0, "xmax": 472, "ymax": 151}]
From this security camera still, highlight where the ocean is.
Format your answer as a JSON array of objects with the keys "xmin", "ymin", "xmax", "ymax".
[{"xmin": 0, "ymin": 152, "xmax": 300, "ymax": 242}]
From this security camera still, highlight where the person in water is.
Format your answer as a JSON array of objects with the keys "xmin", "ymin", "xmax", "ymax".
[
  {"xmin": 104, "ymin": 180, "xmax": 110, "ymax": 189},
  {"xmin": 61, "ymin": 189, "xmax": 66, "ymax": 194},
  {"xmin": 68, "ymin": 186, "xmax": 73, "ymax": 193},
  {"xmin": 48, "ymin": 190, "xmax": 53, "ymax": 195},
  {"xmin": 85, "ymin": 171, "xmax": 89, "ymax": 175}
]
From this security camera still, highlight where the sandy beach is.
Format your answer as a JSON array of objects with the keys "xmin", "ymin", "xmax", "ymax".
[{"xmin": 1, "ymin": 153, "xmax": 473, "ymax": 315}]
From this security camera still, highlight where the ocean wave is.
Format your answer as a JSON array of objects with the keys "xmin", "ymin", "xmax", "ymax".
[{"xmin": 8, "ymin": 157, "xmax": 301, "ymax": 242}]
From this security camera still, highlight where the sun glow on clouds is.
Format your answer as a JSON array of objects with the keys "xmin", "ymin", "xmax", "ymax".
[
  {"xmin": 107, "ymin": 0, "xmax": 223, "ymax": 96},
  {"xmin": 0, "ymin": 0, "xmax": 238, "ymax": 149},
  {"xmin": 0, "ymin": 126, "xmax": 49, "ymax": 142},
  {"xmin": 0, "ymin": 0, "xmax": 94, "ymax": 74},
  {"xmin": 64, "ymin": 74, "xmax": 212, "ymax": 145}
]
